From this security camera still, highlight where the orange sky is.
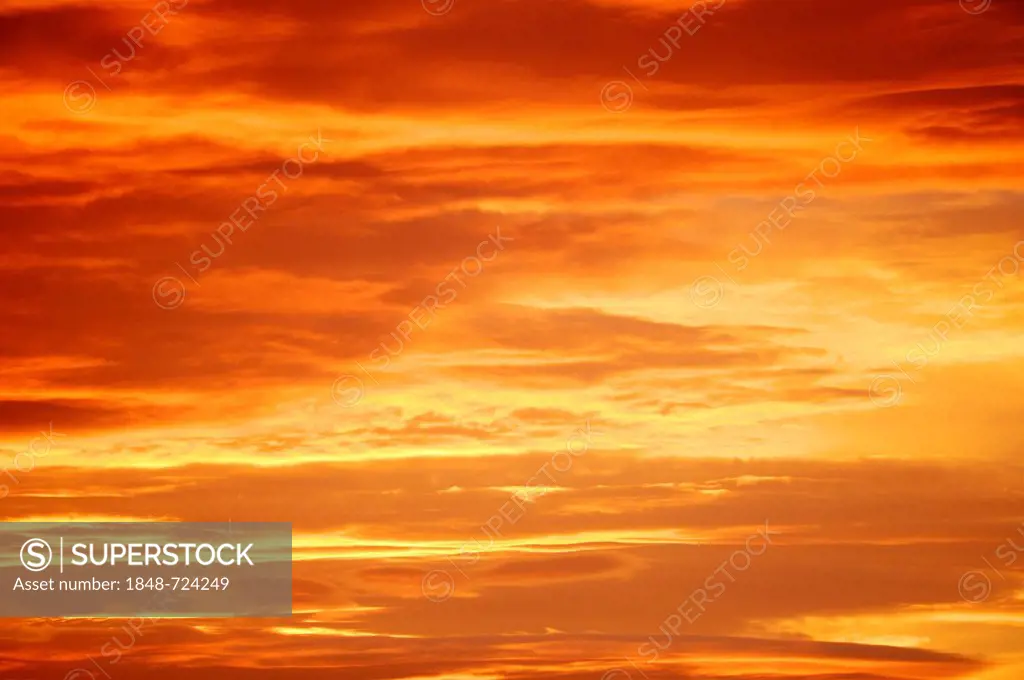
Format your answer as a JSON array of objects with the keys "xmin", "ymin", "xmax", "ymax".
[{"xmin": 1, "ymin": 0, "xmax": 1023, "ymax": 678}]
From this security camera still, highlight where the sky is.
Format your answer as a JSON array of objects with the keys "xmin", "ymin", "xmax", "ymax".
[{"xmin": 1, "ymin": 0, "xmax": 1023, "ymax": 678}]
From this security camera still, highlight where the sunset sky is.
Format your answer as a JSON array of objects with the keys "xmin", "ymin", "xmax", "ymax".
[{"xmin": 1, "ymin": 0, "xmax": 1023, "ymax": 678}]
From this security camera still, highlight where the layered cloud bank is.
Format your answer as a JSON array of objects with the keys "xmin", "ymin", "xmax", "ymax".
[{"xmin": 1, "ymin": 0, "xmax": 1022, "ymax": 678}]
